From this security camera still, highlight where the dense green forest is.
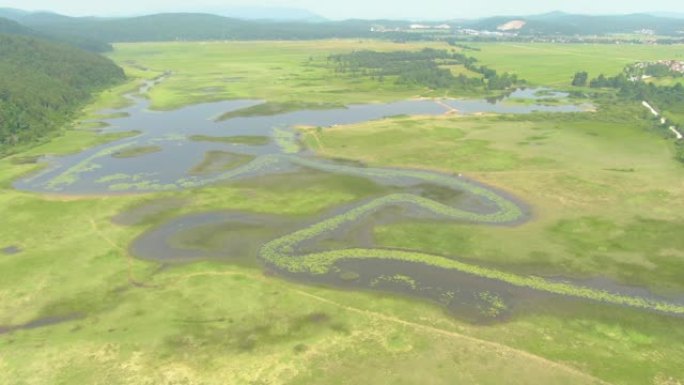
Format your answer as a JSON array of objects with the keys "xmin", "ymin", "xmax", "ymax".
[
  {"xmin": 571, "ymin": 70, "xmax": 684, "ymax": 125},
  {"xmin": 588, "ymin": 73, "xmax": 684, "ymax": 117},
  {"xmin": 328, "ymin": 48, "xmax": 522, "ymax": 91},
  {"xmin": 0, "ymin": 16, "xmax": 37, "ymax": 35},
  {"xmin": 0, "ymin": 34, "xmax": 125, "ymax": 154},
  {"xmin": 0, "ymin": 15, "xmax": 112, "ymax": 52}
]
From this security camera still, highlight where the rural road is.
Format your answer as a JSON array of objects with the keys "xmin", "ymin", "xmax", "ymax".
[{"xmin": 642, "ymin": 100, "xmax": 683, "ymax": 140}]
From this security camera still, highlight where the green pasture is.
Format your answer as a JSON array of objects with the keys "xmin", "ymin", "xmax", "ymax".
[
  {"xmin": 469, "ymin": 43, "xmax": 684, "ymax": 86},
  {"xmin": 0, "ymin": 127, "xmax": 620, "ymax": 385},
  {"xmin": 302, "ymin": 102, "xmax": 684, "ymax": 292},
  {"xmin": 108, "ymin": 40, "xmax": 449, "ymax": 110}
]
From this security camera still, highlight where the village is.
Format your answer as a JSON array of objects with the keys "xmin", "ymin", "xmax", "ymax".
[
  {"xmin": 633, "ymin": 59, "xmax": 684, "ymax": 74},
  {"xmin": 658, "ymin": 60, "xmax": 684, "ymax": 73}
]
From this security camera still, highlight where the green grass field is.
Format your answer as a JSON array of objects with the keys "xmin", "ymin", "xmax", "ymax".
[
  {"xmin": 108, "ymin": 40, "xmax": 451, "ymax": 110},
  {"xmin": 469, "ymin": 43, "xmax": 684, "ymax": 86},
  {"xmin": 1, "ymin": 40, "xmax": 684, "ymax": 385},
  {"xmin": 302, "ymin": 103, "xmax": 684, "ymax": 292}
]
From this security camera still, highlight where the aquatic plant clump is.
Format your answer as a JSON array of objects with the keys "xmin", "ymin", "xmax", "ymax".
[
  {"xmin": 22, "ymin": 77, "xmax": 684, "ymax": 318},
  {"xmin": 256, "ymin": 165, "xmax": 684, "ymax": 316},
  {"xmin": 48, "ymin": 128, "xmax": 683, "ymax": 316}
]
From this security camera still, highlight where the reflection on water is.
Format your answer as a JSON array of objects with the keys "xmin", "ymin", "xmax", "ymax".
[
  {"xmin": 14, "ymin": 82, "xmax": 590, "ymax": 194},
  {"xmin": 25, "ymin": 80, "xmax": 677, "ymax": 324}
]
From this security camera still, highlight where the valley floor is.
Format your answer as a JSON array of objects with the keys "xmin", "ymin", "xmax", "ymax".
[{"xmin": 1, "ymin": 40, "xmax": 684, "ymax": 385}]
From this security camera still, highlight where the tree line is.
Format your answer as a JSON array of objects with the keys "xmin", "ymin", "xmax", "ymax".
[
  {"xmin": 0, "ymin": 16, "xmax": 112, "ymax": 52},
  {"xmin": 572, "ymin": 70, "xmax": 684, "ymax": 163},
  {"xmin": 571, "ymin": 70, "xmax": 684, "ymax": 119},
  {"xmin": 328, "ymin": 48, "xmax": 522, "ymax": 92}
]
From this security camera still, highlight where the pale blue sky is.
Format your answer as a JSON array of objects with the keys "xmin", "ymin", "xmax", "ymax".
[{"xmin": 2, "ymin": 0, "xmax": 684, "ymax": 19}]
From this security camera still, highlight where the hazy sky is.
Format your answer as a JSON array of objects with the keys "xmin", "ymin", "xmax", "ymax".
[{"xmin": 2, "ymin": 0, "xmax": 684, "ymax": 19}]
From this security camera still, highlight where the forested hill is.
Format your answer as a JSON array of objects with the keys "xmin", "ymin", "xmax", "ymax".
[
  {"xmin": 0, "ymin": 33, "xmax": 125, "ymax": 154},
  {"xmin": 6, "ymin": 13, "xmax": 378, "ymax": 42},
  {"xmin": 0, "ymin": 12, "xmax": 112, "ymax": 52},
  {"xmin": 0, "ymin": 17, "xmax": 38, "ymax": 35},
  {"xmin": 3, "ymin": 9, "xmax": 684, "ymax": 42}
]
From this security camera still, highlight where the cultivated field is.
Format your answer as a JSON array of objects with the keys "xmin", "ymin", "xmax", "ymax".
[{"xmin": 469, "ymin": 43, "xmax": 684, "ymax": 86}]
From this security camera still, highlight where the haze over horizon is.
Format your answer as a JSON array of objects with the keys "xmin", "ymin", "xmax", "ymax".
[{"xmin": 1, "ymin": 0, "xmax": 683, "ymax": 20}]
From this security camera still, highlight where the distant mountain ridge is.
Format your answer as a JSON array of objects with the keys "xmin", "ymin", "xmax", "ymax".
[
  {"xmin": 209, "ymin": 6, "xmax": 326, "ymax": 21},
  {"xmin": 0, "ymin": 10, "xmax": 378, "ymax": 42},
  {"xmin": 0, "ymin": 6, "xmax": 325, "ymax": 22},
  {"xmin": 0, "ymin": 16, "xmax": 38, "ymax": 35},
  {"xmin": 463, "ymin": 11, "xmax": 684, "ymax": 35},
  {"xmin": 0, "ymin": 11, "xmax": 113, "ymax": 52},
  {"xmin": 649, "ymin": 12, "xmax": 684, "ymax": 19},
  {"xmin": 1, "ymin": 8, "xmax": 684, "ymax": 42}
]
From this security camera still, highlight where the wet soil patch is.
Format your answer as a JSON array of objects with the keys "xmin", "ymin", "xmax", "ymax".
[
  {"xmin": 300, "ymin": 205, "xmax": 419, "ymax": 254},
  {"xmin": 232, "ymin": 169, "xmax": 392, "ymax": 198},
  {"xmin": 272, "ymin": 258, "xmax": 548, "ymax": 325},
  {"xmin": 112, "ymin": 197, "xmax": 189, "ymax": 226},
  {"xmin": 327, "ymin": 157, "xmax": 368, "ymax": 168},
  {"xmin": 549, "ymin": 276, "xmax": 684, "ymax": 308},
  {"xmin": 130, "ymin": 212, "xmax": 298, "ymax": 266},
  {"xmin": 0, "ymin": 314, "xmax": 83, "ymax": 336},
  {"xmin": 189, "ymin": 151, "xmax": 255, "ymax": 175},
  {"xmin": 271, "ymin": 251, "xmax": 684, "ymax": 323},
  {"xmin": 404, "ymin": 183, "xmax": 498, "ymax": 214},
  {"xmin": 1, "ymin": 245, "xmax": 21, "ymax": 255},
  {"xmin": 9, "ymin": 156, "xmax": 40, "ymax": 165},
  {"xmin": 189, "ymin": 135, "xmax": 271, "ymax": 146},
  {"xmin": 112, "ymin": 145, "xmax": 162, "ymax": 159},
  {"xmin": 217, "ymin": 101, "xmax": 344, "ymax": 121}
]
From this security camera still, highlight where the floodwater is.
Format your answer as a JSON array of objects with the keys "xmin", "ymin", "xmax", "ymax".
[
  {"xmin": 14, "ymin": 83, "xmax": 589, "ymax": 194},
  {"xmin": 445, "ymin": 88, "xmax": 590, "ymax": 114},
  {"xmin": 111, "ymin": 197, "xmax": 189, "ymax": 226},
  {"xmin": 132, "ymin": 198, "xmax": 684, "ymax": 323},
  {"xmin": 0, "ymin": 314, "xmax": 83, "ymax": 336},
  {"xmin": 282, "ymin": 258, "xmax": 543, "ymax": 323},
  {"xmin": 1, "ymin": 245, "xmax": 21, "ymax": 255},
  {"xmin": 20, "ymin": 80, "xmax": 681, "ymax": 322},
  {"xmin": 130, "ymin": 179, "xmax": 516, "ymax": 265},
  {"xmin": 130, "ymin": 211, "xmax": 296, "ymax": 266}
]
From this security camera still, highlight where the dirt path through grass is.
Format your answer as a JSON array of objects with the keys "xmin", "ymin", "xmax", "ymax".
[{"xmin": 162, "ymin": 270, "xmax": 611, "ymax": 385}]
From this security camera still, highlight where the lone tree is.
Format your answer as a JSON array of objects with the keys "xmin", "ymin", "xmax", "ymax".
[{"xmin": 572, "ymin": 71, "xmax": 589, "ymax": 87}]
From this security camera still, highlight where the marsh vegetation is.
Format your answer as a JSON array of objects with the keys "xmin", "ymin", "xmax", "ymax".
[
  {"xmin": 2, "ymin": 39, "xmax": 684, "ymax": 385},
  {"xmin": 111, "ymin": 145, "xmax": 162, "ymax": 158}
]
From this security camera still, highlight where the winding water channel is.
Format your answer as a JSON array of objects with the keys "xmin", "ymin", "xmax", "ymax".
[{"xmin": 15, "ymin": 81, "xmax": 684, "ymax": 322}]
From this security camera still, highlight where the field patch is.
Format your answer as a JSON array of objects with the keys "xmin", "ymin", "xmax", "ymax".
[
  {"xmin": 112, "ymin": 145, "xmax": 162, "ymax": 159},
  {"xmin": 217, "ymin": 101, "xmax": 344, "ymax": 120},
  {"xmin": 189, "ymin": 135, "xmax": 270, "ymax": 146},
  {"xmin": 189, "ymin": 151, "xmax": 255, "ymax": 175}
]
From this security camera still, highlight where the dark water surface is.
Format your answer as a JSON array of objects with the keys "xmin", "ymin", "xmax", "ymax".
[
  {"xmin": 1, "ymin": 245, "xmax": 21, "ymax": 255},
  {"xmin": 22, "ymin": 81, "xmax": 679, "ymax": 323},
  {"xmin": 14, "ymin": 84, "xmax": 589, "ymax": 194},
  {"xmin": 0, "ymin": 314, "xmax": 83, "ymax": 336}
]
